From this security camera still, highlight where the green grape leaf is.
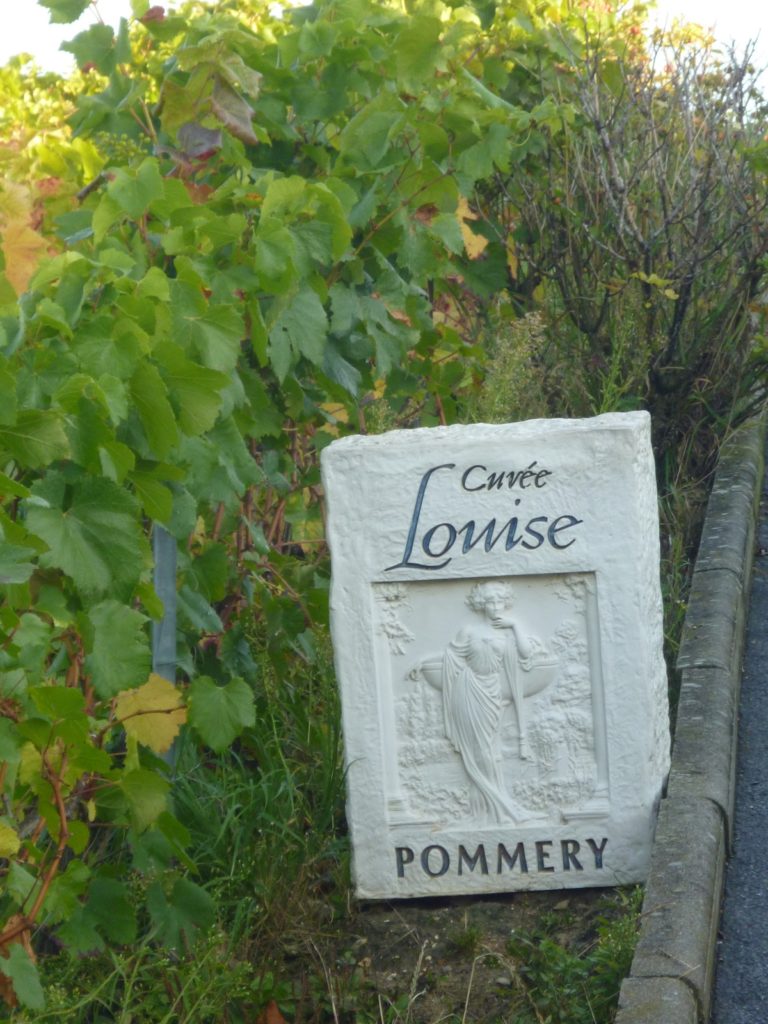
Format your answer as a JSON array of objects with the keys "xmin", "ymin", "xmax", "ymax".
[
  {"xmin": 177, "ymin": 585, "xmax": 223, "ymax": 633},
  {"xmin": 136, "ymin": 267, "xmax": 171, "ymax": 303},
  {"xmin": 30, "ymin": 686, "xmax": 85, "ymax": 719},
  {"xmin": 107, "ymin": 158, "xmax": 165, "ymax": 220},
  {"xmin": 121, "ymin": 769, "xmax": 170, "ymax": 832},
  {"xmin": 154, "ymin": 342, "xmax": 228, "ymax": 436},
  {"xmin": 395, "ymin": 15, "xmax": 443, "ymax": 90},
  {"xmin": 56, "ymin": 909, "xmax": 104, "ymax": 955},
  {"xmin": 135, "ymin": 579, "xmax": 165, "ymax": 620},
  {"xmin": 0, "ymin": 543, "xmax": 37, "ymax": 585},
  {"xmin": 260, "ymin": 175, "xmax": 306, "ymax": 219},
  {"xmin": 156, "ymin": 812, "xmax": 194, "ymax": 869},
  {"xmin": 0, "ymin": 410, "xmax": 70, "ymax": 469},
  {"xmin": 69, "ymin": 740, "xmax": 111, "ymax": 777},
  {"xmin": 0, "ymin": 945, "xmax": 45, "ymax": 1010},
  {"xmin": 0, "ymin": 367, "xmax": 17, "ymax": 426},
  {"xmin": 131, "ymin": 472, "xmax": 173, "ymax": 523},
  {"xmin": 44, "ymin": 859, "xmax": 90, "ymax": 923},
  {"xmin": 266, "ymin": 326, "xmax": 292, "ymax": 382},
  {"xmin": 370, "ymin": 322, "xmax": 407, "ymax": 378},
  {"xmin": 6, "ymin": 863, "xmax": 36, "ymax": 907},
  {"xmin": 170, "ymin": 283, "xmax": 244, "ymax": 373},
  {"xmin": 73, "ymin": 317, "xmax": 144, "ymax": 381},
  {"xmin": 253, "ymin": 217, "xmax": 297, "ymax": 293},
  {"xmin": 0, "ymin": 472, "xmax": 30, "ymax": 499},
  {"xmin": 85, "ymin": 599, "xmax": 151, "ymax": 698},
  {"xmin": 323, "ymin": 342, "xmax": 362, "ymax": 396},
  {"xmin": 188, "ymin": 676, "xmax": 255, "ymax": 753},
  {"xmin": 268, "ymin": 286, "xmax": 328, "ymax": 376},
  {"xmin": 338, "ymin": 95, "xmax": 407, "ymax": 169},
  {"xmin": 99, "ymin": 440, "xmax": 136, "ymax": 484},
  {"xmin": 147, "ymin": 877, "xmax": 216, "ymax": 948},
  {"xmin": 67, "ymin": 820, "xmax": 90, "ymax": 855},
  {"xmin": 130, "ymin": 361, "xmax": 180, "ymax": 459},
  {"xmin": 92, "ymin": 194, "xmax": 123, "ymax": 244},
  {"xmin": 40, "ymin": 0, "xmax": 90, "ymax": 23},
  {"xmin": 62, "ymin": 24, "xmax": 118, "ymax": 74},
  {"xmin": 0, "ymin": 719, "xmax": 22, "ymax": 775},
  {"xmin": 240, "ymin": 370, "xmax": 284, "ymax": 438},
  {"xmin": 187, "ymin": 543, "xmax": 229, "ymax": 602},
  {"xmin": 26, "ymin": 476, "xmax": 144, "ymax": 598},
  {"xmin": 85, "ymin": 877, "xmax": 138, "ymax": 944},
  {"xmin": 429, "ymin": 212, "xmax": 464, "ymax": 255},
  {"xmin": 456, "ymin": 122, "xmax": 512, "ymax": 182},
  {"xmin": 329, "ymin": 283, "xmax": 361, "ymax": 336}
]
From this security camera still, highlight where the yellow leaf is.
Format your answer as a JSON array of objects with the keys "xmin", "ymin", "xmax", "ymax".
[
  {"xmin": 1, "ymin": 219, "xmax": 48, "ymax": 296},
  {"xmin": 0, "ymin": 823, "xmax": 20, "ymax": 859},
  {"xmin": 507, "ymin": 243, "xmax": 519, "ymax": 280},
  {"xmin": 0, "ymin": 179, "xmax": 32, "ymax": 226},
  {"xmin": 318, "ymin": 401, "xmax": 349, "ymax": 437},
  {"xmin": 457, "ymin": 197, "xmax": 488, "ymax": 260},
  {"xmin": 18, "ymin": 744, "xmax": 42, "ymax": 787},
  {"xmin": 115, "ymin": 674, "xmax": 187, "ymax": 755},
  {"xmin": 320, "ymin": 402, "xmax": 348, "ymax": 423},
  {"xmin": 0, "ymin": 178, "xmax": 48, "ymax": 296},
  {"xmin": 190, "ymin": 516, "xmax": 207, "ymax": 548}
]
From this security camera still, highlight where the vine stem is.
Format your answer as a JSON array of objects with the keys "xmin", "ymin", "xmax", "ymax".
[
  {"xmin": 260, "ymin": 560, "xmax": 313, "ymax": 625},
  {"xmin": 434, "ymin": 391, "xmax": 448, "ymax": 426},
  {"xmin": 0, "ymin": 752, "xmax": 70, "ymax": 948}
]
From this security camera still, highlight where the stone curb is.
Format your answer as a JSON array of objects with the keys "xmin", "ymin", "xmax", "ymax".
[{"xmin": 614, "ymin": 414, "xmax": 767, "ymax": 1024}]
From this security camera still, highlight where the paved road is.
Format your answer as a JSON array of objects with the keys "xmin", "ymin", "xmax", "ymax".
[{"xmin": 712, "ymin": 469, "xmax": 768, "ymax": 1024}]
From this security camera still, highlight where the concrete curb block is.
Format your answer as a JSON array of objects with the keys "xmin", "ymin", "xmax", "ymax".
[
  {"xmin": 617, "ymin": 977, "xmax": 698, "ymax": 1023},
  {"xmin": 615, "ymin": 413, "xmax": 767, "ymax": 1024},
  {"xmin": 630, "ymin": 796, "xmax": 725, "ymax": 1020},
  {"xmin": 676, "ymin": 568, "xmax": 747, "ymax": 673},
  {"xmin": 666, "ymin": 666, "xmax": 739, "ymax": 844}
]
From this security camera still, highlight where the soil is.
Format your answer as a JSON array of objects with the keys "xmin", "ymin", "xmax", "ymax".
[{"xmin": 296, "ymin": 886, "xmax": 629, "ymax": 1024}]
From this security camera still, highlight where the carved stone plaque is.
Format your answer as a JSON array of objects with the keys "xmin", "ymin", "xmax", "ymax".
[{"xmin": 321, "ymin": 413, "xmax": 669, "ymax": 898}]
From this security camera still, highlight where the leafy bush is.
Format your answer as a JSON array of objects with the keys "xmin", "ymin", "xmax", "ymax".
[{"xmin": 482, "ymin": 22, "xmax": 768, "ymax": 452}]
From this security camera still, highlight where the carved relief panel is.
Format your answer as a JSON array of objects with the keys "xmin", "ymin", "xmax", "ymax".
[{"xmin": 374, "ymin": 574, "xmax": 607, "ymax": 828}]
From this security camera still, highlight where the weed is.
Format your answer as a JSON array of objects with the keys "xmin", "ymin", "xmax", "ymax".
[
  {"xmin": 446, "ymin": 921, "xmax": 484, "ymax": 957},
  {"xmin": 12, "ymin": 932, "xmax": 277, "ymax": 1023},
  {"xmin": 468, "ymin": 308, "xmax": 552, "ymax": 424},
  {"xmin": 506, "ymin": 887, "xmax": 644, "ymax": 1024}
]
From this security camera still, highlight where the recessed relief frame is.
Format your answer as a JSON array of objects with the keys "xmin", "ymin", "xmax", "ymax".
[{"xmin": 373, "ymin": 573, "xmax": 609, "ymax": 833}]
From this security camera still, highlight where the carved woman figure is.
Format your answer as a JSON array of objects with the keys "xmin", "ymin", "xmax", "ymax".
[{"xmin": 409, "ymin": 581, "xmax": 552, "ymax": 824}]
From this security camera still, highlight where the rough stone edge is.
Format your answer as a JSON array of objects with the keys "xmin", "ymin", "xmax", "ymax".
[
  {"xmin": 629, "ymin": 796, "xmax": 725, "ymax": 1020},
  {"xmin": 614, "ymin": 411, "xmax": 767, "ymax": 1024},
  {"xmin": 617, "ymin": 977, "xmax": 698, "ymax": 1024}
]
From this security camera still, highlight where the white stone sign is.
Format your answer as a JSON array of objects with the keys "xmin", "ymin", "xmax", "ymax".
[{"xmin": 321, "ymin": 412, "xmax": 669, "ymax": 899}]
